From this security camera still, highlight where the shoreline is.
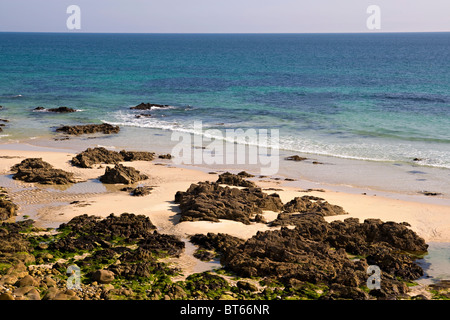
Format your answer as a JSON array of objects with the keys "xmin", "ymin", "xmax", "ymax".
[
  {"xmin": 2, "ymin": 127, "xmax": 450, "ymax": 205},
  {"xmin": 0, "ymin": 140, "xmax": 449, "ymax": 242}
]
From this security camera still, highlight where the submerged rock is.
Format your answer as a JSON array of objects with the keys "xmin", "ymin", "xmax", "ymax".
[
  {"xmin": 130, "ymin": 102, "xmax": 170, "ymax": 110},
  {"xmin": 99, "ymin": 164, "xmax": 148, "ymax": 185},
  {"xmin": 11, "ymin": 158, "xmax": 76, "ymax": 185},
  {"xmin": 55, "ymin": 123, "xmax": 120, "ymax": 135},
  {"xmin": 34, "ymin": 106, "xmax": 76, "ymax": 113}
]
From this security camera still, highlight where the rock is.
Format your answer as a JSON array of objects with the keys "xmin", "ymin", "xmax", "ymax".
[
  {"xmin": 99, "ymin": 164, "xmax": 148, "ymax": 184},
  {"xmin": 130, "ymin": 102, "xmax": 170, "ymax": 110},
  {"xmin": 216, "ymin": 172, "xmax": 256, "ymax": 188},
  {"xmin": 71, "ymin": 147, "xmax": 155, "ymax": 168},
  {"xmin": 17, "ymin": 275, "xmax": 36, "ymax": 287},
  {"xmin": 0, "ymin": 293, "xmax": 14, "ymax": 300},
  {"xmin": 158, "ymin": 154, "xmax": 172, "ymax": 159},
  {"xmin": 280, "ymin": 196, "xmax": 348, "ymax": 217},
  {"xmin": 11, "ymin": 158, "xmax": 76, "ymax": 185},
  {"xmin": 175, "ymin": 182, "xmax": 283, "ymax": 224},
  {"xmin": 71, "ymin": 147, "xmax": 124, "ymax": 168},
  {"xmin": 192, "ymin": 214, "xmax": 428, "ymax": 300},
  {"xmin": 237, "ymin": 171, "xmax": 255, "ymax": 178},
  {"xmin": 48, "ymin": 106, "xmax": 76, "ymax": 113},
  {"xmin": 285, "ymin": 155, "xmax": 307, "ymax": 162},
  {"xmin": 57, "ymin": 213, "xmax": 157, "ymax": 243},
  {"xmin": 119, "ymin": 150, "xmax": 155, "ymax": 162},
  {"xmin": 55, "ymin": 123, "xmax": 120, "ymax": 135},
  {"xmin": 129, "ymin": 186, "xmax": 153, "ymax": 197},
  {"xmin": 92, "ymin": 270, "xmax": 115, "ymax": 284},
  {"xmin": 237, "ymin": 281, "xmax": 258, "ymax": 292},
  {"xmin": 0, "ymin": 187, "xmax": 18, "ymax": 221},
  {"xmin": 33, "ymin": 107, "xmax": 45, "ymax": 111}
]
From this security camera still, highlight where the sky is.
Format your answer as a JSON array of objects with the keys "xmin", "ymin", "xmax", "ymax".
[{"xmin": 0, "ymin": 0, "xmax": 449, "ymax": 33}]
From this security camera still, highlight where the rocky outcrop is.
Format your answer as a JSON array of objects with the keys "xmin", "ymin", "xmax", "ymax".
[
  {"xmin": 99, "ymin": 164, "xmax": 148, "ymax": 185},
  {"xmin": 71, "ymin": 147, "xmax": 124, "ymax": 168},
  {"xmin": 216, "ymin": 172, "xmax": 256, "ymax": 188},
  {"xmin": 130, "ymin": 102, "xmax": 170, "ymax": 110},
  {"xmin": 0, "ymin": 188, "xmax": 18, "ymax": 221},
  {"xmin": 55, "ymin": 123, "xmax": 120, "ymax": 135},
  {"xmin": 11, "ymin": 158, "xmax": 76, "ymax": 185},
  {"xmin": 71, "ymin": 147, "xmax": 155, "ymax": 168},
  {"xmin": 191, "ymin": 214, "xmax": 428, "ymax": 300},
  {"xmin": 175, "ymin": 182, "xmax": 283, "ymax": 224}
]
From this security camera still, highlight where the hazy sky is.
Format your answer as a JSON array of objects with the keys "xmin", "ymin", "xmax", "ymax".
[{"xmin": 0, "ymin": 0, "xmax": 449, "ymax": 33}]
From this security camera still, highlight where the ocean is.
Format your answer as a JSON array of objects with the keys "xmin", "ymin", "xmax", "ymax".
[{"xmin": 0, "ymin": 32, "xmax": 449, "ymax": 196}]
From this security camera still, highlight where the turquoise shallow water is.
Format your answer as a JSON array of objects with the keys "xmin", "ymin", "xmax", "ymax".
[{"xmin": 0, "ymin": 32, "xmax": 449, "ymax": 169}]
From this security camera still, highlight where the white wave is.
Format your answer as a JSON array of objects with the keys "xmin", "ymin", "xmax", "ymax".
[{"xmin": 103, "ymin": 111, "xmax": 450, "ymax": 170}]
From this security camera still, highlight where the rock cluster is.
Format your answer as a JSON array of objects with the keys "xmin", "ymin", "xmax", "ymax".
[
  {"xmin": 0, "ymin": 214, "xmax": 186, "ymax": 300},
  {"xmin": 11, "ymin": 158, "xmax": 76, "ymax": 185},
  {"xmin": 55, "ymin": 123, "xmax": 120, "ymax": 135},
  {"xmin": 71, "ymin": 147, "xmax": 155, "ymax": 168},
  {"xmin": 175, "ymin": 182, "xmax": 283, "ymax": 224},
  {"xmin": 99, "ymin": 164, "xmax": 148, "ymax": 185},
  {"xmin": 191, "ymin": 214, "xmax": 428, "ymax": 300}
]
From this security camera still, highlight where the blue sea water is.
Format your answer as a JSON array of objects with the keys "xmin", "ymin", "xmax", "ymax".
[{"xmin": 0, "ymin": 32, "xmax": 449, "ymax": 169}]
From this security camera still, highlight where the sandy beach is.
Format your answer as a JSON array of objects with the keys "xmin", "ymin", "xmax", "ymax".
[{"xmin": 1, "ymin": 143, "xmax": 449, "ymax": 287}]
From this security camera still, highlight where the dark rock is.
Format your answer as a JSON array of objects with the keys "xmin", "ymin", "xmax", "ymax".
[
  {"xmin": 71, "ymin": 147, "xmax": 124, "ymax": 168},
  {"xmin": 158, "ymin": 154, "xmax": 172, "ymax": 160},
  {"xmin": 285, "ymin": 155, "xmax": 307, "ymax": 162},
  {"xmin": 130, "ymin": 102, "xmax": 170, "ymax": 110},
  {"xmin": 419, "ymin": 191, "xmax": 442, "ymax": 196},
  {"xmin": 11, "ymin": 158, "xmax": 76, "ymax": 185},
  {"xmin": 131, "ymin": 186, "xmax": 153, "ymax": 196},
  {"xmin": 71, "ymin": 147, "xmax": 155, "ymax": 168},
  {"xmin": 119, "ymin": 150, "xmax": 155, "ymax": 162},
  {"xmin": 237, "ymin": 171, "xmax": 255, "ymax": 178},
  {"xmin": 280, "ymin": 196, "xmax": 348, "ymax": 217},
  {"xmin": 237, "ymin": 281, "xmax": 258, "ymax": 292},
  {"xmin": 175, "ymin": 182, "xmax": 283, "ymax": 224},
  {"xmin": 99, "ymin": 164, "xmax": 148, "ymax": 185},
  {"xmin": 47, "ymin": 107, "xmax": 76, "ymax": 113},
  {"xmin": 192, "ymin": 214, "xmax": 428, "ymax": 300},
  {"xmin": 216, "ymin": 172, "xmax": 256, "ymax": 188},
  {"xmin": 58, "ymin": 213, "xmax": 157, "ymax": 242},
  {"xmin": 33, "ymin": 107, "xmax": 45, "ymax": 111},
  {"xmin": 0, "ymin": 188, "xmax": 18, "ymax": 221},
  {"xmin": 55, "ymin": 123, "xmax": 120, "ymax": 135}
]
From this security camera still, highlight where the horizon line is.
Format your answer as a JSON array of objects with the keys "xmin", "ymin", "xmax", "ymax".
[{"xmin": 1, "ymin": 31, "xmax": 450, "ymax": 35}]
